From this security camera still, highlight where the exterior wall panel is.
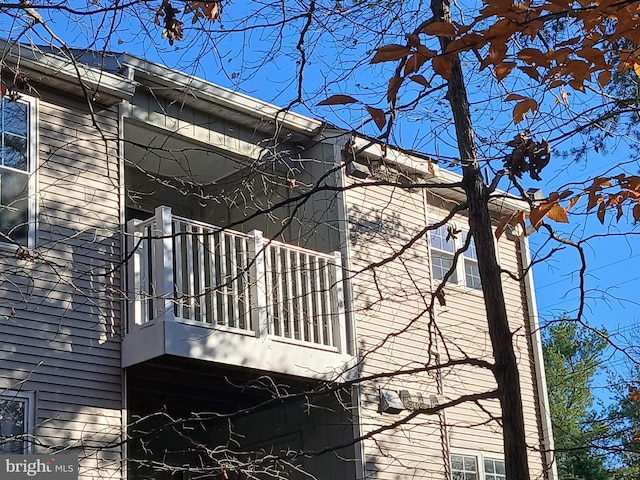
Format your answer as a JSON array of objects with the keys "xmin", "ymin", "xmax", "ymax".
[
  {"xmin": 345, "ymin": 178, "xmax": 547, "ymax": 479},
  {"xmin": 0, "ymin": 90, "xmax": 122, "ymax": 479}
]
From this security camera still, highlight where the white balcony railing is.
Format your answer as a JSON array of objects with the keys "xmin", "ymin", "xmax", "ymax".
[{"xmin": 126, "ymin": 206, "xmax": 348, "ymax": 353}]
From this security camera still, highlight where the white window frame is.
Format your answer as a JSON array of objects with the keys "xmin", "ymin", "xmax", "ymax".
[
  {"xmin": 428, "ymin": 223, "xmax": 481, "ymax": 291},
  {"xmin": 450, "ymin": 451, "xmax": 505, "ymax": 480},
  {"xmin": 0, "ymin": 93, "xmax": 37, "ymax": 250},
  {"xmin": 0, "ymin": 390, "xmax": 35, "ymax": 454}
]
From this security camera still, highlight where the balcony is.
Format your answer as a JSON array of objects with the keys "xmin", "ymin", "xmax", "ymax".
[{"xmin": 122, "ymin": 206, "xmax": 355, "ymax": 380}]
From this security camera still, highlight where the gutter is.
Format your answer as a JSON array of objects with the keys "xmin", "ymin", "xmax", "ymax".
[
  {"xmin": 119, "ymin": 54, "xmax": 323, "ymax": 136},
  {"xmin": 348, "ymin": 135, "xmax": 529, "ymax": 215},
  {"xmin": 519, "ymin": 235, "xmax": 558, "ymax": 480},
  {"xmin": 0, "ymin": 40, "xmax": 135, "ymax": 104}
]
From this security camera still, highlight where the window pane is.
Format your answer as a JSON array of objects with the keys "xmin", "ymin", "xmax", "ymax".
[
  {"xmin": 484, "ymin": 459, "xmax": 495, "ymax": 473},
  {"xmin": 451, "ymin": 455, "xmax": 477, "ymax": 480},
  {"xmin": 2, "ymin": 100, "xmax": 28, "ymax": 136},
  {"xmin": 430, "ymin": 225, "xmax": 455, "ymax": 253},
  {"xmin": 463, "ymin": 456, "xmax": 477, "ymax": 471},
  {"xmin": 0, "ymin": 397, "xmax": 26, "ymax": 453},
  {"xmin": 432, "ymin": 252, "xmax": 458, "ymax": 283},
  {"xmin": 464, "ymin": 259, "xmax": 481, "ymax": 290},
  {"xmin": 0, "ymin": 169, "xmax": 30, "ymax": 244},
  {"xmin": 451, "ymin": 456, "xmax": 464, "ymax": 470},
  {"xmin": 462, "ymin": 231, "xmax": 477, "ymax": 260},
  {"xmin": 1, "ymin": 135, "xmax": 28, "ymax": 171},
  {"xmin": 1, "ymin": 99, "xmax": 28, "ymax": 172},
  {"xmin": 484, "ymin": 459, "xmax": 505, "ymax": 479}
]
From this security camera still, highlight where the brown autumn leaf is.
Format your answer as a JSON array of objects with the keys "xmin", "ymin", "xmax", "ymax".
[
  {"xmin": 558, "ymin": 190, "xmax": 574, "ymax": 200},
  {"xmin": 567, "ymin": 195, "xmax": 581, "ymax": 212},
  {"xmin": 318, "ymin": 95, "xmax": 359, "ymax": 106},
  {"xmin": 516, "ymin": 211, "xmax": 527, "ymax": 236},
  {"xmin": 404, "ymin": 52, "xmax": 435, "ymax": 76},
  {"xmin": 569, "ymin": 78, "xmax": 586, "ymax": 93},
  {"xmin": 480, "ymin": 42, "xmax": 508, "ymax": 70},
  {"xmin": 388, "ymin": 76, "xmax": 403, "ymax": 104},
  {"xmin": 432, "ymin": 55, "xmax": 452, "ymax": 79},
  {"xmin": 156, "ymin": 0, "xmax": 184, "ymax": 45},
  {"xmin": 410, "ymin": 75, "xmax": 431, "ymax": 88},
  {"xmin": 512, "ymin": 98, "xmax": 538, "ymax": 124},
  {"xmin": 586, "ymin": 177, "xmax": 612, "ymax": 211},
  {"xmin": 618, "ymin": 58, "xmax": 633, "ymax": 74},
  {"xmin": 529, "ymin": 202, "xmax": 555, "ymax": 229},
  {"xmin": 597, "ymin": 202, "xmax": 606, "ymax": 224},
  {"xmin": 366, "ymin": 106, "xmax": 387, "ymax": 131},
  {"xmin": 495, "ymin": 62, "xmax": 515, "ymax": 82},
  {"xmin": 618, "ymin": 174, "xmax": 640, "ymax": 191},
  {"xmin": 576, "ymin": 47, "xmax": 606, "ymax": 68},
  {"xmin": 634, "ymin": 203, "xmax": 640, "ymax": 222},
  {"xmin": 517, "ymin": 48, "xmax": 549, "ymax": 66},
  {"xmin": 446, "ymin": 33, "xmax": 485, "ymax": 54},
  {"xmin": 486, "ymin": 18, "xmax": 517, "ymax": 42},
  {"xmin": 404, "ymin": 53, "xmax": 430, "ymax": 75},
  {"xmin": 495, "ymin": 212, "xmax": 516, "ymax": 240},
  {"xmin": 370, "ymin": 45, "xmax": 412, "ymax": 64},
  {"xmin": 555, "ymin": 37, "xmax": 581, "ymax": 47},
  {"xmin": 545, "ymin": 204, "xmax": 569, "ymax": 223},
  {"xmin": 185, "ymin": 1, "xmax": 222, "ymax": 21},
  {"xmin": 616, "ymin": 199, "xmax": 624, "ymax": 222},
  {"xmin": 519, "ymin": 66, "xmax": 540, "ymax": 81},
  {"xmin": 505, "ymin": 93, "xmax": 526, "ymax": 101},
  {"xmin": 422, "ymin": 21, "xmax": 457, "ymax": 37},
  {"xmin": 406, "ymin": 34, "xmax": 421, "ymax": 48}
]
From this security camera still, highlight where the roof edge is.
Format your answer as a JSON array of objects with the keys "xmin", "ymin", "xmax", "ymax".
[
  {"xmin": 0, "ymin": 40, "xmax": 136, "ymax": 104},
  {"xmin": 119, "ymin": 54, "xmax": 324, "ymax": 136},
  {"xmin": 348, "ymin": 135, "xmax": 528, "ymax": 215}
]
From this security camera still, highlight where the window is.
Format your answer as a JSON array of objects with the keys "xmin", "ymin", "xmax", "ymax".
[
  {"xmin": 429, "ymin": 225, "xmax": 481, "ymax": 290},
  {"xmin": 0, "ymin": 391, "xmax": 33, "ymax": 453},
  {"xmin": 451, "ymin": 454, "xmax": 505, "ymax": 480},
  {"xmin": 483, "ymin": 458, "xmax": 506, "ymax": 480},
  {"xmin": 0, "ymin": 95, "xmax": 33, "ymax": 246},
  {"xmin": 451, "ymin": 454, "xmax": 478, "ymax": 480}
]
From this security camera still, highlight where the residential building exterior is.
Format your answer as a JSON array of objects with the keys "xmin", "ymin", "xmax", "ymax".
[{"xmin": 0, "ymin": 41, "xmax": 556, "ymax": 479}]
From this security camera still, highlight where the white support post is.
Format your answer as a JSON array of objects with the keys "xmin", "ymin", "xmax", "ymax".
[
  {"xmin": 152, "ymin": 206, "xmax": 175, "ymax": 322},
  {"xmin": 330, "ymin": 251, "xmax": 348, "ymax": 353},
  {"xmin": 126, "ymin": 219, "xmax": 143, "ymax": 332},
  {"xmin": 249, "ymin": 230, "xmax": 269, "ymax": 337}
]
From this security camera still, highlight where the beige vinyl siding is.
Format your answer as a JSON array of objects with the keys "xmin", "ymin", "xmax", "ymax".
[
  {"xmin": 0, "ymin": 90, "xmax": 122, "ymax": 479},
  {"xmin": 345, "ymin": 181, "xmax": 445, "ymax": 479},
  {"xmin": 345, "ymin": 178, "xmax": 547, "ymax": 479}
]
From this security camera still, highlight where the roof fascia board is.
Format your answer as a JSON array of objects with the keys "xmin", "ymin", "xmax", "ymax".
[
  {"xmin": 349, "ymin": 135, "xmax": 528, "ymax": 214},
  {"xmin": 0, "ymin": 40, "xmax": 135, "ymax": 101},
  {"xmin": 120, "ymin": 54, "xmax": 323, "ymax": 136}
]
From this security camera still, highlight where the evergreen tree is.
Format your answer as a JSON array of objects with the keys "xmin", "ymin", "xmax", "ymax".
[{"xmin": 544, "ymin": 321, "xmax": 610, "ymax": 480}]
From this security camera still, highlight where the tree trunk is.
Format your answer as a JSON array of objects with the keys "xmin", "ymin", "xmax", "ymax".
[{"xmin": 430, "ymin": 0, "xmax": 531, "ymax": 478}]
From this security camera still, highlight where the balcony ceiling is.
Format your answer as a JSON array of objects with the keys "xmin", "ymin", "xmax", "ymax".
[{"xmin": 124, "ymin": 121, "xmax": 245, "ymax": 183}]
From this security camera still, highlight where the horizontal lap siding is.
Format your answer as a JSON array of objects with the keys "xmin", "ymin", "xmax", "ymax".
[
  {"xmin": 346, "ymin": 181, "xmax": 444, "ymax": 479},
  {"xmin": 428, "ymin": 201, "xmax": 547, "ymax": 479},
  {"xmin": 0, "ymin": 91, "xmax": 123, "ymax": 480},
  {"xmin": 346, "ymin": 181, "xmax": 547, "ymax": 479}
]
